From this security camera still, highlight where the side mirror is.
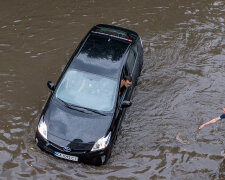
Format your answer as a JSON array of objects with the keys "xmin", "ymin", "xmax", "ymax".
[
  {"xmin": 47, "ymin": 81, "xmax": 55, "ymax": 91},
  {"xmin": 121, "ymin": 100, "xmax": 132, "ymax": 108}
]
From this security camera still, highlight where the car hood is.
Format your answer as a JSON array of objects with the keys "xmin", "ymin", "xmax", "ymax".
[{"xmin": 44, "ymin": 101, "xmax": 112, "ymax": 143}]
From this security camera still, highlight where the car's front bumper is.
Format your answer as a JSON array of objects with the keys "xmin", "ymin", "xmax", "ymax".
[{"xmin": 35, "ymin": 131, "xmax": 108, "ymax": 165}]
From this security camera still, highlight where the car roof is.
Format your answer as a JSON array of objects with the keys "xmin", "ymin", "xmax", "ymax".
[{"xmin": 69, "ymin": 24, "xmax": 139, "ymax": 80}]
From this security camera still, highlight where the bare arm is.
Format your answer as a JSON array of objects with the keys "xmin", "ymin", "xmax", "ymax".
[{"xmin": 199, "ymin": 116, "xmax": 221, "ymax": 130}]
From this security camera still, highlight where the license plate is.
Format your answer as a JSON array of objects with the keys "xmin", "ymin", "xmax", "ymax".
[{"xmin": 54, "ymin": 152, "xmax": 78, "ymax": 162}]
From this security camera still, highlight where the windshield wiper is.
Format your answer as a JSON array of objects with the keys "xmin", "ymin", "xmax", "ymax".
[
  {"xmin": 79, "ymin": 106, "xmax": 106, "ymax": 116},
  {"xmin": 57, "ymin": 98, "xmax": 86, "ymax": 113},
  {"xmin": 57, "ymin": 98, "xmax": 106, "ymax": 116}
]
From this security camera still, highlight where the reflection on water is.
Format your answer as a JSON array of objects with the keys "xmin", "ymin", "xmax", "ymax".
[{"xmin": 0, "ymin": 0, "xmax": 225, "ymax": 179}]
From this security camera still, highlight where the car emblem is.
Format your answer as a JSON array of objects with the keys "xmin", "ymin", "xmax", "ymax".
[{"xmin": 63, "ymin": 147, "xmax": 71, "ymax": 152}]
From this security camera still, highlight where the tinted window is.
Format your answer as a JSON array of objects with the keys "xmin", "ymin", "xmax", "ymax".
[
  {"xmin": 77, "ymin": 34, "xmax": 129, "ymax": 62},
  {"xmin": 126, "ymin": 50, "xmax": 136, "ymax": 74},
  {"xmin": 137, "ymin": 39, "xmax": 142, "ymax": 51},
  {"xmin": 133, "ymin": 44, "xmax": 138, "ymax": 54}
]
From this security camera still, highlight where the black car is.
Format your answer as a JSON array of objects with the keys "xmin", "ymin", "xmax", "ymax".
[{"xmin": 35, "ymin": 24, "xmax": 143, "ymax": 165}]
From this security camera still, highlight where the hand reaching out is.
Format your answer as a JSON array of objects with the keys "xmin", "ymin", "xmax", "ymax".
[{"xmin": 199, "ymin": 124, "xmax": 205, "ymax": 130}]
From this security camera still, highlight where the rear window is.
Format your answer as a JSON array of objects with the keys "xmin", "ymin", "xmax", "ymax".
[{"xmin": 77, "ymin": 34, "xmax": 129, "ymax": 62}]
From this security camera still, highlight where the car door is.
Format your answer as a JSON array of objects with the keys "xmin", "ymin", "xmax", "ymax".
[
  {"xmin": 125, "ymin": 46, "xmax": 138, "ymax": 99},
  {"xmin": 112, "ymin": 69, "xmax": 130, "ymax": 139}
]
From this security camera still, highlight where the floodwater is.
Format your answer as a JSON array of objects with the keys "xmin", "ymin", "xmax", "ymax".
[{"xmin": 0, "ymin": 0, "xmax": 225, "ymax": 179}]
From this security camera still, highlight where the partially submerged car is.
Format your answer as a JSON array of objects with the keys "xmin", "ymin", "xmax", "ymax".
[{"xmin": 35, "ymin": 24, "xmax": 143, "ymax": 165}]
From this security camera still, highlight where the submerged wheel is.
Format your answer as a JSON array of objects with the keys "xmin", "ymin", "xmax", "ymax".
[
  {"xmin": 102, "ymin": 147, "xmax": 112, "ymax": 165},
  {"xmin": 91, "ymin": 147, "xmax": 112, "ymax": 166}
]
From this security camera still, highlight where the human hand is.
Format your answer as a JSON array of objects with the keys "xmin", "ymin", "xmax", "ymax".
[{"xmin": 199, "ymin": 124, "xmax": 205, "ymax": 130}]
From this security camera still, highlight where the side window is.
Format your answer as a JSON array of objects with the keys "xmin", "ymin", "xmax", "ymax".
[
  {"xmin": 119, "ymin": 69, "xmax": 126, "ymax": 98},
  {"xmin": 133, "ymin": 44, "xmax": 138, "ymax": 54},
  {"xmin": 137, "ymin": 39, "xmax": 142, "ymax": 51},
  {"xmin": 126, "ymin": 49, "xmax": 136, "ymax": 74}
]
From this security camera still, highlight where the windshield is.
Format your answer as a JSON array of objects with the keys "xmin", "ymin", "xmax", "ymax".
[{"xmin": 55, "ymin": 69, "xmax": 117, "ymax": 112}]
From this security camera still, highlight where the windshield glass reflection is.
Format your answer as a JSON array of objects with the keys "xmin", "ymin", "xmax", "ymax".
[{"xmin": 55, "ymin": 69, "xmax": 117, "ymax": 112}]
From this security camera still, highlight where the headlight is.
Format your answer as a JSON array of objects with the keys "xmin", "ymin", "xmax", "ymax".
[
  {"xmin": 91, "ymin": 132, "xmax": 111, "ymax": 152},
  {"xmin": 38, "ymin": 116, "xmax": 47, "ymax": 139}
]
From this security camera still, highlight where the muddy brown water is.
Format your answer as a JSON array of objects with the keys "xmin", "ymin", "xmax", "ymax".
[{"xmin": 0, "ymin": 0, "xmax": 225, "ymax": 179}]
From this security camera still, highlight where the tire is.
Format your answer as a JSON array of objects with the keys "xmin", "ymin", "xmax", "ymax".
[
  {"xmin": 103, "ymin": 147, "xmax": 112, "ymax": 165},
  {"xmin": 91, "ymin": 147, "xmax": 112, "ymax": 166}
]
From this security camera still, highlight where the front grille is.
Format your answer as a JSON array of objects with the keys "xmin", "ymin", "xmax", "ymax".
[
  {"xmin": 47, "ymin": 141, "xmax": 64, "ymax": 152},
  {"xmin": 47, "ymin": 140, "xmax": 94, "ymax": 154},
  {"xmin": 69, "ymin": 142, "xmax": 94, "ymax": 151}
]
